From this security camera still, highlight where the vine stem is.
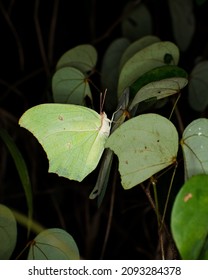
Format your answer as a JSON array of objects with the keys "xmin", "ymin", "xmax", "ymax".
[
  {"xmin": 151, "ymin": 179, "xmax": 165, "ymax": 260},
  {"xmin": 100, "ymin": 164, "xmax": 118, "ymax": 259},
  {"xmin": 92, "ymin": 0, "xmax": 142, "ymax": 44},
  {"xmin": 0, "ymin": 1, "xmax": 24, "ymax": 70},
  {"xmin": 161, "ymin": 162, "xmax": 178, "ymax": 228},
  {"xmin": 170, "ymin": 94, "xmax": 184, "ymax": 135},
  {"xmin": 48, "ymin": 0, "xmax": 59, "ymax": 65},
  {"xmin": 152, "ymin": 179, "xmax": 160, "ymax": 227},
  {"xmin": 34, "ymin": 0, "xmax": 50, "ymax": 77},
  {"xmin": 141, "ymin": 174, "xmax": 178, "ymax": 260}
]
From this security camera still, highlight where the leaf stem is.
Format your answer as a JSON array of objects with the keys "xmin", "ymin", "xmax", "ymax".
[
  {"xmin": 151, "ymin": 178, "xmax": 160, "ymax": 227},
  {"xmin": 100, "ymin": 164, "xmax": 118, "ymax": 259},
  {"xmin": 161, "ymin": 162, "xmax": 178, "ymax": 228}
]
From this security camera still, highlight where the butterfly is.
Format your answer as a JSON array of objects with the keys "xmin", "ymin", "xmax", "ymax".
[{"xmin": 19, "ymin": 104, "xmax": 111, "ymax": 181}]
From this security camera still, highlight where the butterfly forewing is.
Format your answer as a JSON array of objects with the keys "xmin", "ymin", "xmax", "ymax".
[{"xmin": 19, "ymin": 104, "xmax": 110, "ymax": 181}]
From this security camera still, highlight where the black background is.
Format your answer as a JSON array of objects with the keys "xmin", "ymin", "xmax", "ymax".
[{"xmin": 0, "ymin": 0, "xmax": 208, "ymax": 260}]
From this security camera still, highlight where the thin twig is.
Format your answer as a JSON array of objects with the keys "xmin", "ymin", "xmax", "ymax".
[
  {"xmin": 0, "ymin": 79, "xmax": 24, "ymax": 98},
  {"xmin": 8, "ymin": 0, "xmax": 16, "ymax": 15},
  {"xmin": 140, "ymin": 181, "xmax": 177, "ymax": 259},
  {"xmin": 89, "ymin": 0, "xmax": 97, "ymax": 41},
  {"xmin": 1, "ymin": 67, "xmax": 43, "ymax": 99},
  {"xmin": 92, "ymin": 0, "xmax": 142, "ymax": 44},
  {"xmin": 100, "ymin": 166, "xmax": 118, "ymax": 259},
  {"xmin": 170, "ymin": 94, "xmax": 185, "ymax": 135},
  {"xmin": 0, "ymin": 1, "xmax": 24, "ymax": 70},
  {"xmin": 34, "ymin": 0, "xmax": 50, "ymax": 77},
  {"xmin": 140, "ymin": 181, "xmax": 156, "ymax": 211},
  {"xmin": 48, "ymin": 0, "xmax": 59, "ymax": 65},
  {"xmin": 51, "ymin": 194, "xmax": 66, "ymax": 230},
  {"xmin": 161, "ymin": 162, "xmax": 178, "ymax": 228}
]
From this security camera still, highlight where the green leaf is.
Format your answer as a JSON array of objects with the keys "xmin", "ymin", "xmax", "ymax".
[
  {"xmin": 130, "ymin": 65, "xmax": 188, "ymax": 98},
  {"xmin": 120, "ymin": 35, "xmax": 161, "ymax": 69},
  {"xmin": 105, "ymin": 113, "xmax": 178, "ymax": 189},
  {"xmin": 118, "ymin": 41, "xmax": 180, "ymax": 96},
  {"xmin": 56, "ymin": 44, "xmax": 97, "ymax": 73},
  {"xmin": 19, "ymin": 104, "xmax": 111, "ymax": 182},
  {"xmin": 129, "ymin": 77, "xmax": 188, "ymax": 111},
  {"xmin": 101, "ymin": 38, "xmax": 130, "ymax": 111},
  {"xmin": 12, "ymin": 209, "xmax": 44, "ymax": 235},
  {"xmin": 0, "ymin": 128, "xmax": 33, "ymax": 226},
  {"xmin": 52, "ymin": 66, "xmax": 92, "ymax": 105},
  {"xmin": 188, "ymin": 61, "xmax": 208, "ymax": 112},
  {"xmin": 171, "ymin": 174, "xmax": 208, "ymax": 259},
  {"xmin": 27, "ymin": 228, "xmax": 80, "ymax": 260},
  {"xmin": 168, "ymin": 0, "xmax": 195, "ymax": 51},
  {"xmin": 0, "ymin": 204, "xmax": 17, "ymax": 259},
  {"xmin": 121, "ymin": 3, "xmax": 153, "ymax": 41},
  {"xmin": 181, "ymin": 118, "xmax": 208, "ymax": 181}
]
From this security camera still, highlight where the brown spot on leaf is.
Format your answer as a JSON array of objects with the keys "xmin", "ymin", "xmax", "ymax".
[
  {"xmin": 58, "ymin": 115, "xmax": 64, "ymax": 121},
  {"xmin": 183, "ymin": 193, "xmax": 193, "ymax": 202}
]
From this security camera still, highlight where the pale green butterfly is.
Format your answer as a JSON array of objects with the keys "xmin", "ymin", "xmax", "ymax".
[{"xmin": 19, "ymin": 104, "xmax": 111, "ymax": 182}]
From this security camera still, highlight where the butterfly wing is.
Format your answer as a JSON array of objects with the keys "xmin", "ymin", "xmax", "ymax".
[{"xmin": 19, "ymin": 104, "xmax": 110, "ymax": 181}]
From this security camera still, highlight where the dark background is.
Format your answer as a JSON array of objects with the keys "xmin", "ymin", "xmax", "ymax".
[{"xmin": 0, "ymin": 0, "xmax": 208, "ymax": 259}]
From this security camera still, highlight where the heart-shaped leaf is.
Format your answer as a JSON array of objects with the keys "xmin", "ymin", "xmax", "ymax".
[
  {"xmin": 130, "ymin": 65, "xmax": 188, "ymax": 98},
  {"xmin": 0, "ymin": 204, "xmax": 17, "ymax": 259},
  {"xmin": 168, "ymin": 0, "xmax": 195, "ymax": 51},
  {"xmin": 56, "ymin": 44, "xmax": 97, "ymax": 73},
  {"xmin": 27, "ymin": 228, "xmax": 80, "ymax": 260},
  {"xmin": 129, "ymin": 77, "xmax": 188, "ymax": 110},
  {"xmin": 101, "ymin": 38, "xmax": 130, "ymax": 111},
  {"xmin": 106, "ymin": 113, "xmax": 178, "ymax": 189},
  {"xmin": 188, "ymin": 61, "xmax": 208, "ymax": 112},
  {"xmin": 121, "ymin": 3, "xmax": 153, "ymax": 41},
  {"xmin": 171, "ymin": 174, "xmax": 208, "ymax": 259},
  {"xmin": 52, "ymin": 67, "xmax": 92, "ymax": 105},
  {"xmin": 120, "ymin": 35, "xmax": 161, "ymax": 69},
  {"xmin": 118, "ymin": 41, "xmax": 180, "ymax": 96},
  {"xmin": 181, "ymin": 118, "xmax": 208, "ymax": 181}
]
